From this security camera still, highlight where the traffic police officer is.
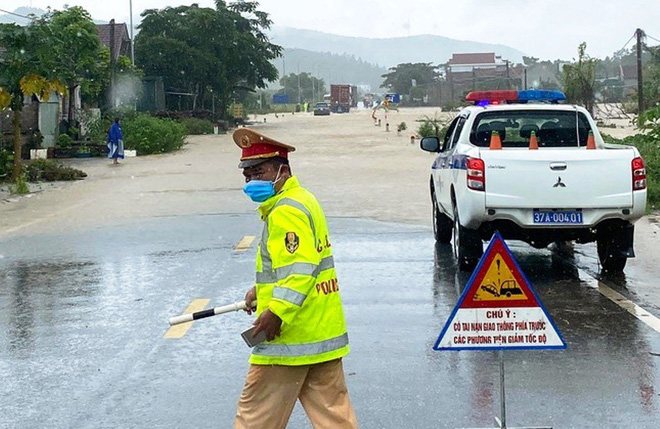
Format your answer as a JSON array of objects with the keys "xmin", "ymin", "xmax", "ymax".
[{"xmin": 233, "ymin": 128, "xmax": 358, "ymax": 428}]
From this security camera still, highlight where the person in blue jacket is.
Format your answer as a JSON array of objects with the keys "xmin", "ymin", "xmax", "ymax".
[{"xmin": 107, "ymin": 117, "xmax": 124, "ymax": 164}]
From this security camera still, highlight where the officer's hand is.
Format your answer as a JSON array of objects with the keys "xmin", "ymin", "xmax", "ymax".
[
  {"xmin": 252, "ymin": 309, "xmax": 282, "ymax": 341},
  {"xmin": 244, "ymin": 287, "xmax": 257, "ymax": 315}
]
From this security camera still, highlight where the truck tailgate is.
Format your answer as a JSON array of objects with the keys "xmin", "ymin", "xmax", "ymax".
[{"xmin": 481, "ymin": 148, "xmax": 635, "ymax": 209}]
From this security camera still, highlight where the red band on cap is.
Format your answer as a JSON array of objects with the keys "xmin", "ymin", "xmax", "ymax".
[{"xmin": 241, "ymin": 143, "xmax": 289, "ymax": 160}]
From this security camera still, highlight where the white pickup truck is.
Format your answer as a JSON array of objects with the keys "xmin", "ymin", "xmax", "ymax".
[{"xmin": 421, "ymin": 90, "xmax": 647, "ymax": 272}]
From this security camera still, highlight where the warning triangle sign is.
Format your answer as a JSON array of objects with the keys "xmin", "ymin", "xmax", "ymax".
[{"xmin": 434, "ymin": 232, "xmax": 566, "ymax": 351}]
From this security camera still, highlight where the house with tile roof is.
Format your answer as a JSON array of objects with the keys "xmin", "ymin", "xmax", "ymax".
[
  {"xmin": 445, "ymin": 52, "xmax": 523, "ymax": 101},
  {"xmin": 96, "ymin": 21, "xmax": 132, "ymax": 62}
]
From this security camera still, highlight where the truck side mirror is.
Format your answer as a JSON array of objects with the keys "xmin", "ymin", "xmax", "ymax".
[{"xmin": 420, "ymin": 136, "xmax": 442, "ymax": 152}]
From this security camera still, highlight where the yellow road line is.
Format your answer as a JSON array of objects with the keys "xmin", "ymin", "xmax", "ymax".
[
  {"xmin": 164, "ymin": 298, "xmax": 210, "ymax": 339},
  {"xmin": 578, "ymin": 269, "xmax": 660, "ymax": 334},
  {"xmin": 235, "ymin": 235, "xmax": 256, "ymax": 252}
]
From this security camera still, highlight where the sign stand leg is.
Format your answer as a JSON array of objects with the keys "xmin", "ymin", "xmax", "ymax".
[
  {"xmin": 496, "ymin": 350, "xmax": 507, "ymax": 428},
  {"xmin": 438, "ymin": 233, "xmax": 566, "ymax": 429},
  {"xmin": 457, "ymin": 353, "xmax": 552, "ymax": 429}
]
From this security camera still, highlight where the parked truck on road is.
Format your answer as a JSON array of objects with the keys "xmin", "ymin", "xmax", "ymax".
[{"xmin": 330, "ymin": 84, "xmax": 355, "ymax": 113}]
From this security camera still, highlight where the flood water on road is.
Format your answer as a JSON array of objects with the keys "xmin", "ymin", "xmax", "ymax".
[{"xmin": 1, "ymin": 215, "xmax": 658, "ymax": 428}]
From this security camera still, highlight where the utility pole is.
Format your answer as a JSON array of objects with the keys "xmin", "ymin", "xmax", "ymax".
[
  {"xmin": 129, "ymin": 0, "xmax": 135, "ymax": 64},
  {"xmin": 524, "ymin": 68, "xmax": 528, "ymax": 90},
  {"xmin": 636, "ymin": 28, "xmax": 645, "ymax": 113},
  {"xmin": 109, "ymin": 19, "xmax": 116, "ymax": 108},
  {"xmin": 297, "ymin": 72, "xmax": 301, "ymax": 105},
  {"xmin": 210, "ymin": 89, "xmax": 215, "ymax": 114}
]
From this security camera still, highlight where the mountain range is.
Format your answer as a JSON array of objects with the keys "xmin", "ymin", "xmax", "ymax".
[{"xmin": 268, "ymin": 26, "xmax": 526, "ymax": 68}]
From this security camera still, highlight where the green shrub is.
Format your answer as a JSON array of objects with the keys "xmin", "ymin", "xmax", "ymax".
[
  {"xmin": 179, "ymin": 117, "xmax": 215, "ymax": 135},
  {"xmin": 26, "ymin": 159, "xmax": 87, "ymax": 182},
  {"xmin": 77, "ymin": 110, "xmax": 107, "ymax": 144},
  {"xmin": 0, "ymin": 148, "xmax": 12, "ymax": 179},
  {"xmin": 106, "ymin": 107, "xmax": 139, "ymax": 123},
  {"xmin": 10, "ymin": 173, "xmax": 29, "ymax": 194},
  {"xmin": 68, "ymin": 126, "xmax": 80, "ymax": 139},
  {"xmin": 417, "ymin": 121, "xmax": 436, "ymax": 137},
  {"xmin": 417, "ymin": 122, "xmax": 449, "ymax": 139},
  {"xmin": 417, "ymin": 113, "xmax": 450, "ymax": 139},
  {"xmin": 121, "ymin": 114, "xmax": 187, "ymax": 155},
  {"xmin": 57, "ymin": 134, "xmax": 73, "ymax": 148}
]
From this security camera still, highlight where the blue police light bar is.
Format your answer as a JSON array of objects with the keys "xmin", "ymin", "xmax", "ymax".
[{"xmin": 517, "ymin": 90, "xmax": 566, "ymax": 102}]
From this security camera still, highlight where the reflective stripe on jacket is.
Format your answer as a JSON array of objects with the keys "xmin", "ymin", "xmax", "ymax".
[{"xmin": 251, "ymin": 176, "xmax": 349, "ymax": 366}]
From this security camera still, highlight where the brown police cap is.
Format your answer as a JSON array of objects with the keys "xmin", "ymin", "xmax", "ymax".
[{"xmin": 233, "ymin": 128, "xmax": 296, "ymax": 168}]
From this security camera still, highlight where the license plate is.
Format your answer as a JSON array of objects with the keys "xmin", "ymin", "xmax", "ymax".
[{"xmin": 533, "ymin": 211, "xmax": 583, "ymax": 224}]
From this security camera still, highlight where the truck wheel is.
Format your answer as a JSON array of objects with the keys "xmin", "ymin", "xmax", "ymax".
[
  {"xmin": 453, "ymin": 205, "xmax": 483, "ymax": 271},
  {"xmin": 597, "ymin": 236, "xmax": 627, "ymax": 272},
  {"xmin": 432, "ymin": 195, "xmax": 452, "ymax": 244}
]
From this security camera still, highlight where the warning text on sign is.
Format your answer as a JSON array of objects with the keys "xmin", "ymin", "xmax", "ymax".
[{"xmin": 438, "ymin": 307, "xmax": 562, "ymax": 349}]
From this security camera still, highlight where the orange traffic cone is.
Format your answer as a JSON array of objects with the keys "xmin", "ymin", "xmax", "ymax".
[
  {"xmin": 489, "ymin": 131, "xmax": 502, "ymax": 150},
  {"xmin": 529, "ymin": 130, "xmax": 538, "ymax": 150},
  {"xmin": 586, "ymin": 130, "xmax": 596, "ymax": 150}
]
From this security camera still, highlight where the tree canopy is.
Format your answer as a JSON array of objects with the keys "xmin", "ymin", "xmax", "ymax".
[
  {"xmin": 279, "ymin": 72, "xmax": 326, "ymax": 104},
  {"xmin": 0, "ymin": 22, "xmax": 65, "ymax": 179},
  {"xmin": 381, "ymin": 63, "xmax": 440, "ymax": 94},
  {"xmin": 44, "ymin": 6, "xmax": 102, "ymax": 105},
  {"xmin": 135, "ymin": 1, "xmax": 281, "ymax": 115},
  {"xmin": 562, "ymin": 43, "xmax": 598, "ymax": 115},
  {"xmin": 0, "ymin": 23, "xmax": 62, "ymax": 110},
  {"xmin": 641, "ymin": 45, "xmax": 660, "ymax": 110}
]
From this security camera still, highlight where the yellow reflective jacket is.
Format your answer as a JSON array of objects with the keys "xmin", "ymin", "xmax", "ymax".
[{"xmin": 251, "ymin": 176, "xmax": 349, "ymax": 366}]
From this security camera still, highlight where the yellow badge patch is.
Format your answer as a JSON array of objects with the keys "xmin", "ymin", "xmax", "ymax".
[{"xmin": 285, "ymin": 232, "xmax": 299, "ymax": 253}]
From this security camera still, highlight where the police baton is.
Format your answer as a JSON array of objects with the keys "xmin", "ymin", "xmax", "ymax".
[{"xmin": 168, "ymin": 300, "xmax": 257, "ymax": 326}]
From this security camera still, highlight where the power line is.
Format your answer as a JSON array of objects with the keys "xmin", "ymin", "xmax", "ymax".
[
  {"xmin": 615, "ymin": 32, "xmax": 637, "ymax": 55},
  {"xmin": 0, "ymin": 8, "xmax": 36, "ymax": 20},
  {"xmin": 645, "ymin": 33, "xmax": 660, "ymax": 45}
]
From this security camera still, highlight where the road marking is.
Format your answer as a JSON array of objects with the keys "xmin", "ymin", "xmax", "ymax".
[
  {"xmin": 164, "ymin": 298, "xmax": 210, "ymax": 339},
  {"xmin": 578, "ymin": 268, "xmax": 660, "ymax": 334},
  {"xmin": 234, "ymin": 235, "xmax": 256, "ymax": 252}
]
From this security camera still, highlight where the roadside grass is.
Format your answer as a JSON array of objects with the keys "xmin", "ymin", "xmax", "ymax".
[
  {"xmin": 26, "ymin": 159, "xmax": 87, "ymax": 182},
  {"xmin": 9, "ymin": 173, "xmax": 29, "ymax": 195}
]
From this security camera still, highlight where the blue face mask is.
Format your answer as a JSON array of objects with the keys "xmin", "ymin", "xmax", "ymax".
[
  {"xmin": 243, "ymin": 180, "xmax": 276, "ymax": 202},
  {"xmin": 243, "ymin": 165, "xmax": 283, "ymax": 203}
]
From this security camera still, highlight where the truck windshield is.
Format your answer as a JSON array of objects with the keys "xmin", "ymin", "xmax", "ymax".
[{"xmin": 470, "ymin": 110, "xmax": 593, "ymax": 148}]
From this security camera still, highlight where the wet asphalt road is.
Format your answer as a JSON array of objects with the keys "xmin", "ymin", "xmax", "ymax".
[{"xmin": 1, "ymin": 214, "xmax": 659, "ymax": 428}]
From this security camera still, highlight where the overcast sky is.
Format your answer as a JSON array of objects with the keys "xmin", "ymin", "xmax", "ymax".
[{"xmin": 2, "ymin": 0, "xmax": 659, "ymax": 60}]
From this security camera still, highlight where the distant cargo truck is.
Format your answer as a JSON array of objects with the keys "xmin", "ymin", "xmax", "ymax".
[{"xmin": 330, "ymin": 84, "xmax": 354, "ymax": 113}]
